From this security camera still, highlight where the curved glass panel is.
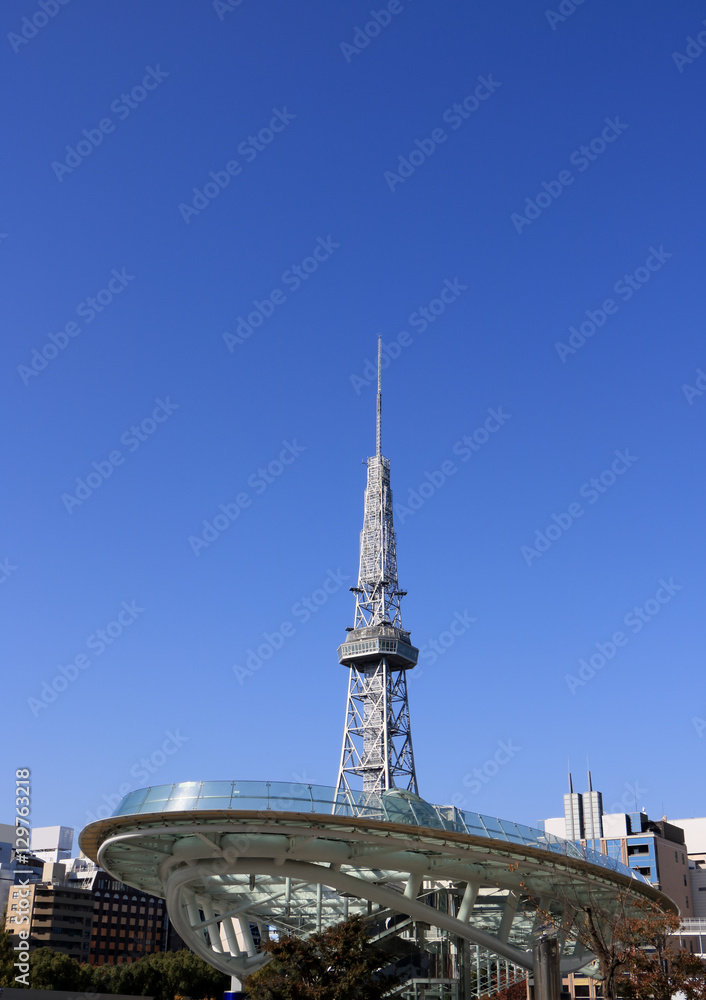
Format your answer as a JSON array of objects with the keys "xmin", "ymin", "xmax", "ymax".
[{"xmin": 108, "ymin": 779, "xmax": 644, "ymax": 885}]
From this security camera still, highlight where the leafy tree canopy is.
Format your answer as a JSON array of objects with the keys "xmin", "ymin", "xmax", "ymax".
[
  {"xmin": 0, "ymin": 913, "xmax": 227, "ymax": 1000},
  {"xmin": 246, "ymin": 915, "xmax": 403, "ymax": 1000}
]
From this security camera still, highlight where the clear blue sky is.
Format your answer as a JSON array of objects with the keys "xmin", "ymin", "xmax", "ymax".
[{"xmin": 2, "ymin": 0, "xmax": 705, "ymax": 844}]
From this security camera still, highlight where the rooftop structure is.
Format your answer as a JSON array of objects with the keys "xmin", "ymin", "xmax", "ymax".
[{"xmin": 29, "ymin": 825, "xmax": 74, "ymax": 863}]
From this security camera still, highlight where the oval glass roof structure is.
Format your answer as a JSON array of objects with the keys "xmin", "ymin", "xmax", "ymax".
[
  {"xmin": 111, "ymin": 779, "xmax": 644, "ymax": 883},
  {"xmin": 81, "ymin": 780, "xmax": 671, "ymax": 981}
]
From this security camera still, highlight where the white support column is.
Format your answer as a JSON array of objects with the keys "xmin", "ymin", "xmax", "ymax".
[
  {"xmin": 237, "ymin": 917, "xmax": 257, "ymax": 958},
  {"xmin": 200, "ymin": 900, "xmax": 223, "ymax": 954},
  {"xmin": 499, "ymin": 891, "xmax": 519, "ymax": 943},
  {"xmin": 223, "ymin": 917, "xmax": 241, "ymax": 958},
  {"xmin": 458, "ymin": 880, "xmax": 479, "ymax": 922},
  {"xmin": 316, "ymin": 883, "xmax": 323, "ymax": 932},
  {"xmin": 186, "ymin": 899, "xmax": 204, "ymax": 943},
  {"xmin": 405, "ymin": 873, "xmax": 423, "ymax": 899}
]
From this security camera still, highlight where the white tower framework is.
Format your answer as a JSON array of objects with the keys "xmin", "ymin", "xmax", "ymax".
[{"xmin": 335, "ymin": 339, "xmax": 419, "ymax": 797}]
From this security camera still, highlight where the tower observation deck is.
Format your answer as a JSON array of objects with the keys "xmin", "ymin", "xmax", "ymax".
[{"xmin": 335, "ymin": 339, "xmax": 418, "ymax": 796}]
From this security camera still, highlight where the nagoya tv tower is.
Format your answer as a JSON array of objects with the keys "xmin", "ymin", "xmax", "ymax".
[{"xmin": 335, "ymin": 339, "xmax": 419, "ymax": 797}]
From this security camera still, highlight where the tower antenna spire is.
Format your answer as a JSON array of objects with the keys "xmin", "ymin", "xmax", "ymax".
[
  {"xmin": 335, "ymin": 339, "xmax": 419, "ymax": 798},
  {"xmin": 376, "ymin": 336, "xmax": 382, "ymax": 457}
]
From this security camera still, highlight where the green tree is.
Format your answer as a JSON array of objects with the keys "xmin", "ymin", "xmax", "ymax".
[
  {"xmin": 29, "ymin": 947, "xmax": 95, "ymax": 991},
  {"xmin": 0, "ymin": 909, "xmax": 17, "ymax": 987},
  {"xmin": 92, "ymin": 949, "xmax": 228, "ymax": 1000},
  {"xmin": 245, "ymin": 915, "xmax": 402, "ymax": 1000}
]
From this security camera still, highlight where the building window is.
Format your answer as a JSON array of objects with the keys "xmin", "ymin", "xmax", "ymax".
[
  {"xmin": 684, "ymin": 876, "xmax": 688, "ymax": 886},
  {"xmin": 686, "ymin": 896, "xmax": 689, "ymax": 908}
]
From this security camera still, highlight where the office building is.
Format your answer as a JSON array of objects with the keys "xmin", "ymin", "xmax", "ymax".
[
  {"xmin": 5, "ymin": 873, "xmax": 94, "ymax": 961},
  {"xmin": 4, "ymin": 855, "xmax": 182, "ymax": 966},
  {"xmin": 0, "ymin": 823, "xmax": 45, "ymax": 916},
  {"xmin": 546, "ymin": 780, "xmax": 690, "ymax": 915}
]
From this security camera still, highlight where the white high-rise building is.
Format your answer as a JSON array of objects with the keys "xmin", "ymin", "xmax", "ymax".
[
  {"xmin": 564, "ymin": 773, "xmax": 584, "ymax": 839},
  {"xmin": 30, "ymin": 826, "xmax": 73, "ymax": 863}
]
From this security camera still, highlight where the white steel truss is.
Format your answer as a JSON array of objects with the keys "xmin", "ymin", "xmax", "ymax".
[
  {"xmin": 338, "ymin": 659, "xmax": 417, "ymax": 795},
  {"xmin": 336, "ymin": 339, "xmax": 418, "ymax": 796}
]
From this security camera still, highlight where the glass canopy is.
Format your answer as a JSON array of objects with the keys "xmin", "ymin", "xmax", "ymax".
[{"xmin": 112, "ymin": 779, "xmax": 644, "ymax": 884}]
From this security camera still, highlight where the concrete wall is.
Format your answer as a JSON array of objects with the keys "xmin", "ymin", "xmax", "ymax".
[
  {"xmin": 672, "ymin": 818, "xmax": 706, "ymax": 860},
  {"xmin": 655, "ymin": 836, "xmax": 690, "ymax": 914},
  {"xmin": 690, "ymin": 867, "xmax": 706, "ymax": 918}
]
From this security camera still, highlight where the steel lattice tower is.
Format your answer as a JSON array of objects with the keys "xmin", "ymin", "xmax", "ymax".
[{"xmin": 335, "ymin": 339, "xmax": 419, "ymax": 797}]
